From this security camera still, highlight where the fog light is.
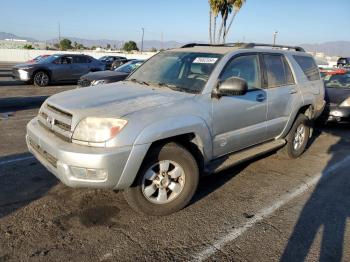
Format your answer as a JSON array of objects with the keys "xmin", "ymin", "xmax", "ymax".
[{"xmin": 70, "ymin": 166, "xmax": 108, "ymax": 181}]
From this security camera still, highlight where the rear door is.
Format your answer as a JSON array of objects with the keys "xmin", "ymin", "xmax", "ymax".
[
  {"xmin": 72, "ymin": 56, "xmax": 91, "ymax": 79},
  {"xmin": 262, "ymin": 53, "xmax": 301, "ymax": 139},
  {"xmin": 212, "ymin": 53, "xmax": 268, "ymax": 157}
]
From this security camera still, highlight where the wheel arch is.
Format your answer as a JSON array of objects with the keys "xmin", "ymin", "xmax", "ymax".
[{"xmin": 32, "ymin": 68, "xmax": 52, "ymax": 81}]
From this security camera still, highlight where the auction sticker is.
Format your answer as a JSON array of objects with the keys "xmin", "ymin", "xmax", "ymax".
[{"xmin": 193, "ymin": 57, "xmax": 218, "ymax": 64}]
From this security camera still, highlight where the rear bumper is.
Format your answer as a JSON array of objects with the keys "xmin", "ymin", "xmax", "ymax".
[{"xmin": 26, "ymin": 118, "xmax": 150, "ymax": 190}]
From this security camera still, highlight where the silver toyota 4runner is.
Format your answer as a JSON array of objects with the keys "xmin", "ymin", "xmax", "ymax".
[{"xmin": 26, "ymin": 43, "xmax": 325, "ymax": 215}]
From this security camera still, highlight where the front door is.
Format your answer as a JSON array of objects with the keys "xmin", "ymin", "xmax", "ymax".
[{"xmin": 212, "ymin": 54, "xmax": 268, "ymax": 158}]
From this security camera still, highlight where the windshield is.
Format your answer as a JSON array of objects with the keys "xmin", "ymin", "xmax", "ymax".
[
  {"xmin": 127, "ymin": 51, "xmax": 222, "ymax": 94},
  {"xmin": 38, "ymin": 55, "xmax": 60, "ymax": 64},
  {"xmin": 115, "ymin": 61, "xmax": 143, "ymax": 74},
  {"xmin": 324, "ymin": 73, "xmax": 350, "ymax": 89}
]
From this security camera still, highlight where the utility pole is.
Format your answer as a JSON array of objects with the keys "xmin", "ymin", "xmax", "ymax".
[
  {"xmin": 141, "ymin": 28, "xmax": 145, "ymax": 53},
  {"xmin": 58, "ymin": 22, "xmax": 61, "ymax": 42},
  {"xmin": 273, "ymin": 31, "xmax": 278, "ymax": 46}
]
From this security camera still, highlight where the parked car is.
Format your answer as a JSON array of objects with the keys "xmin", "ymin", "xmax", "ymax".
[
  {"xmin": 322, "ymin": 69, "xmax": 350, "ymax": 122},
  {"xmin": 111, "ymin": 58, "xmax": 131, "ymax": 70},
  {"xmin": 26, "ymin": 43, "xmax": 325, "ymax": 215},
  {"xmin": 12, "ymin": 54, "xmax": 105, "ymax": 87},
  {"xmin": 337, "ymin": 57, "xmax": 350, "ymax": 68},
  {"xmin": 27, "ymin": 54, "xmax": 50, "ymax": 63},
  {"xmin": 98, "ymin": 56, "xmax": 127, "ymax": 70},
  {"xmin": 77, "ymin": 60, "xmax": 144, "ymax": 87}
]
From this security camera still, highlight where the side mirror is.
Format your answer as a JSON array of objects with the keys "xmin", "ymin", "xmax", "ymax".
[{"xmin": 214, "ymin": 77, "xmax": 248, "ymax": 97}]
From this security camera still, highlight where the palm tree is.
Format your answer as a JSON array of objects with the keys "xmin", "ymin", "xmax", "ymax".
[
  {"xmin": 208, "ymin": 0, "xmax": 246, "ymax": 44},
  {"xmin": 223, "ymin": 0, "xmax": 245, "ymax": 43},
  {"xmin": 209, "ymin": 0, "xmax": 225, "ymax": 44}
]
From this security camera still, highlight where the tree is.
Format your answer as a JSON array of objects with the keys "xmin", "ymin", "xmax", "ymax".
[
  {"xmin": 122, "ymin": 41, "xmax": 139, "ymax": 52},
  {"xmin": 208, "ymin": 0, "xmax": 245, "ymax": 44},
  {"xmin": 106, "ymin": 43, "xmax": 111, "ymax": 49},
  {"xmin": 150, "ymin": 47, "xmax": 158, "ymax": 52},
  {"xmin": 23, "ymin": 44, "xmax": 34, "ymax": 50},
  {"xmin": 73, "ymin": 41, "xmax": 78, "ymax": 49},
  {"xmin": 59, "ymin": 38, "xmax": 73, "ymax": 50}
]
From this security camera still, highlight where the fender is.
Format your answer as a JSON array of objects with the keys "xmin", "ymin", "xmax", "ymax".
[
  {"xmin": 134, "ymin": 115, "xmax": 213, "ymax": 161},
  {"xmin": 114, "ymin": 115, "xmax": 213, "ymax": 190}
]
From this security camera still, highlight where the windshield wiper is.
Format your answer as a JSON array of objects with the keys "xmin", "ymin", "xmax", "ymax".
[
  {"xmin": 155, "ymin": 82, "xmax": 198, "ymax": 94},
  {"xmin": 127, "ymin": 78, "xmax": 149, "ymax": 86}
]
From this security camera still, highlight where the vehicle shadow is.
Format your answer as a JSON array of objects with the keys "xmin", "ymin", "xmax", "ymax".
[
  {"xmin": 0, "ymin": 80, "xmax": 25, "ymax": 87},
  {"xmin": 0, "ymin": 152, "xmax": 58, "ymax": 219},
  {"xmin": 280, "ymin": 123, "xmax": 350, "ymax": 262},
  {"xmin": 0, "ymin": 96, "xmax": 48, "ymax": 113},
  {"xmin": 191, "ymin": 120, "xmax": 320, "ymax": 207}
]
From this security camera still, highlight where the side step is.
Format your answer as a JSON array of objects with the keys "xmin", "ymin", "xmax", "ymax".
[{"xmin": 205, "ymin": 139, "xmax": 286, "ymax": 174}]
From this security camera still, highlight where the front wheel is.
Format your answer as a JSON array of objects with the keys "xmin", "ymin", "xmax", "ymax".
[
  {"xmin": 124, "ymin": 142, "xmax": 199, "ymax": 216},
  {"xmin": 283, "ymin": 114, "xmax": 311, "ymax": 158},
  {"xmin": 33, "ymin": 71, "xmax": 50, "ymax": 87}
]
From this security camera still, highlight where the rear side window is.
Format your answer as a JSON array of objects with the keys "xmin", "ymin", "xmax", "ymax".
[
  {"xmin": 293, "ymin": 55, "xmax": 320, "ymax": 81},
  {"xmin": 263, "ymin": 54, "xmax": 295, "ymax": 88},
  {"xmin": 74, "ymin": 56, "xmax": 90, "ymax": 63}
]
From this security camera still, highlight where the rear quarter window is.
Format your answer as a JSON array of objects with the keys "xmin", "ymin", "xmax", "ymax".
[{"xmin": 293, "ymin": 55, "xmax": 320, "ymax": 81}]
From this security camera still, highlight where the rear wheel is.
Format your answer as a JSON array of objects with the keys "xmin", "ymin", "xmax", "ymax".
[
  {"xmin": 33, "ymin": 71, "xmax": 49, "ymax": 87},
  {"xmin": 124, "ymin": 142, "xmax": 199, "ymax": 216},
  {"xmin": 283, "ymin": 114, "xmax": 311, "ymax": 158}
]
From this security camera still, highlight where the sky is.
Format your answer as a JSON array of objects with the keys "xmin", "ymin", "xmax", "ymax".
[{"xmin": 1, "ymin": 0, "xmax": 350, "ymax": 45}]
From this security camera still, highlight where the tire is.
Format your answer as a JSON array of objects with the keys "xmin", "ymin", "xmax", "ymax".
[
  {"xmin": 283, "ymin": 114, "xmax": 311, "ymax": 159},
  {"xmin": 124, "ymin": 142, "xmax": 199, "ymax": 216},
  {"xmin": 33, "ymin": 71, "xmax": 50, "ymax": 87}
]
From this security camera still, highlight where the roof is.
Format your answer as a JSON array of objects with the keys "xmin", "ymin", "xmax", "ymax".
[
  {"xmin": 169, "ymin": 46, "xmax": 241, "ymax": 54},
  {"xmin": 168, "ymin": 43, "xmax": 306, "ymax": 55}
]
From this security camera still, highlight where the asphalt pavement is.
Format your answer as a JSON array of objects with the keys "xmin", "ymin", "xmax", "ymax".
[{"xmin": 0, "ymin": 64, "xmax": 350, "ymax": 262}]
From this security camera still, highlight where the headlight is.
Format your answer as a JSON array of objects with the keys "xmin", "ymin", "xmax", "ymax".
[
  {"xmin": 340, "ymin": 97, "xmax": 350, "ymax": 107},
  {"xmin": 72, "ymin": 117, "xmax": 127, "ymax": 143},
  {"xmin": 91, "ymin": 80, "xmax": 106, "ymax": 86},
  {"xmin": 19, "ymin": 67, "xmax": 32, "ymax": 70}
]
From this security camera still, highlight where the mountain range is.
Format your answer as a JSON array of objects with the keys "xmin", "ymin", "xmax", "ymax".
[{"xmin": 1, "ymin": 32, "xmax": 349, "ymax": 56}]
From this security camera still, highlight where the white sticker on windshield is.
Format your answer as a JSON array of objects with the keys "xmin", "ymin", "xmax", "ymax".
[{"xmin": 193, "ymin": 57, "xmax": 218, "ymax": 64}]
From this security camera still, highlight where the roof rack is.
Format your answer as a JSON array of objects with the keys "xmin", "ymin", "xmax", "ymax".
[{"xmin": 181, "ymin": 42, "xmax": 305, "ymax": 52}]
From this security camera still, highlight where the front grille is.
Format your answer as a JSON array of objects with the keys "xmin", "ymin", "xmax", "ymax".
[
  {"xmin": 28, "ymin": 138, "xmax": 58, "ymax": 168},
  {"xmin": 38, "ymin": 103, "xmax": 73, "ymax": 142},
  {"xmin": 77, "ymin": 78, "xmax": 92, "ymax": 87}
]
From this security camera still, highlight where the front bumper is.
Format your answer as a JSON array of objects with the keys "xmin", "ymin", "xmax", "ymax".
[
  {"xmin": 12, "ymin": 68, "xmax": 31, "ymax": 81},
  {"xmin": 26, "ymin": 118, "xmax": 148, "ymax": 189},
  {"xmin": 323, "ymin": 105, "xmax": 350, "ymax": 122}
]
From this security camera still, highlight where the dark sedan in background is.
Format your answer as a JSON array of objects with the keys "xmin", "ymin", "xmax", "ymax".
[
  {"xmin": 98, "ymin": 56, "xmax": 128, "ymax": 70},
  {"xmin": 78, "ymin": 59, "xmax": 144, "ymax": 87},
  {"xmin": 12, "ymin": 54, "xmax": 105, "ymax": 87},
  {"xmin": 322, "ymin": 69, "xmax": 350, "ymax": 122}
]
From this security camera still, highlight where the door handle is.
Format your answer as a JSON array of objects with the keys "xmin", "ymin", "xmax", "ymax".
[
  {"xmin": 256, "ymin": 94, "xmax": 266, "ymax": 102},
  {"xmin": 289, "ymin": 88, "xmax": 298, "ymax": 94}
]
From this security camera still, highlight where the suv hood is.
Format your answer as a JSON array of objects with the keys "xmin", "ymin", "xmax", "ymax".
[
  {"xmin": 46, "ymin": 82, "xmax": 193, "ymax": 119},
  {"xmin": 13, "ymin": 63, "xmax": 38, "ymax": 69}
]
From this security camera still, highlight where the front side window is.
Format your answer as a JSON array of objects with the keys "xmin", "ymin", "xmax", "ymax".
[
  {"xmin": 220, "ymin": 54, "xmax": 261, "ymax": 90},
  {"xmin": 55, "ymin": 56, "xmax": 72, "ymax": 64},
  {"xmin": 293, "ymin": 55, "xmax": 320, "ymax": 81},
  {"xmin": 263, "ymin": 54, "xmax": 295, "ymax": 88},
  {"xmin": 128, "ymin": 52, "xmax": 222, "ymax": 94}
]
